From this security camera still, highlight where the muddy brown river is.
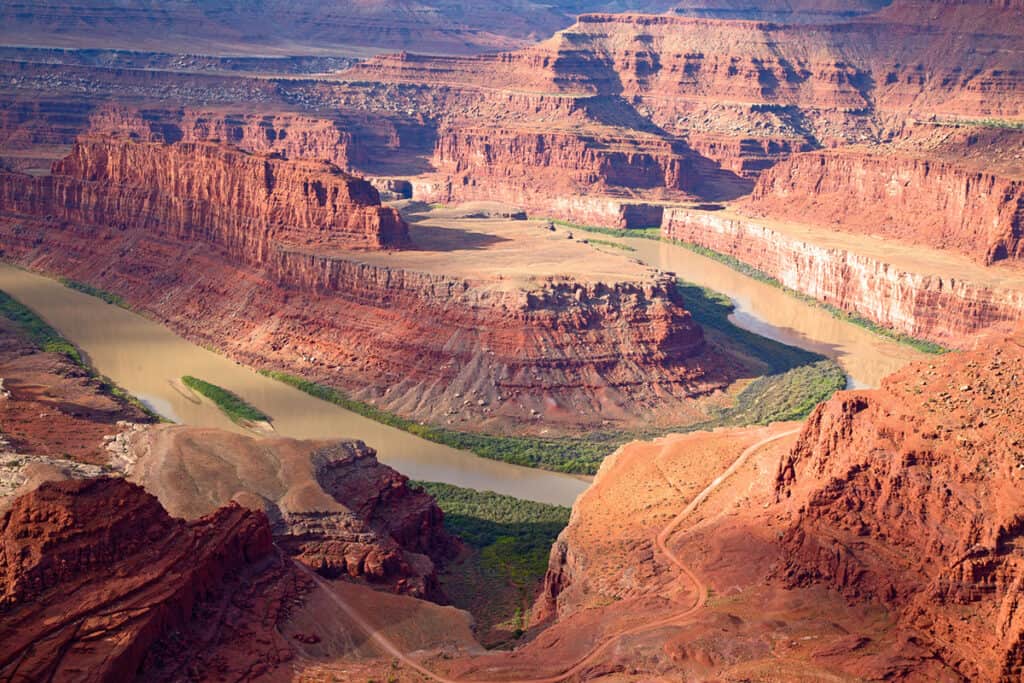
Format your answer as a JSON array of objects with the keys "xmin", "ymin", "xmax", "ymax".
[
  {"xmin": 0, "ymin": 264, "xmax": 590, "ymax": 505},
  {"xmin": 618, "ymin": 238, "xmax": 926, "ymax": 388},
  {"xmin": 0, "ymin": 237, "xmax": 922, "ymax": 505}
]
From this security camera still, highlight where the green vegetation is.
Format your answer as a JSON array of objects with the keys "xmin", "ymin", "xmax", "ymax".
[
  {"xmin": 673, "ymin": 279, "xmax": 847, "ymax": 425},
  {"xmin": 676, "ymin": 280, "xmax": 821, "ymax": 373},
  {"xmin": 0, "ymin": 290, "xmax": 83, "ymax": 365},
  {"xmin": 0, "ymin": 290, "xmax": 162, "ymax": 420},
  {"xmin": 416, "ymin": 481, "xmax": 569, "ymax": 583},
  {"xmin": 261, "ymin": 369, "xmax": 613, "ymax": 473},
  {"xmin": 253, "ymin": 215, "xmax": 853, "ymax": 475},
  {"xmin": 934, "ymin": 117, "xmax": 1024, "ymax": 130},
  {"xmin": 668, "ymin": 239, "xmax": 948, "ymax": 354},
  {"xmin": 180, "ymin": 376, "xmax": 270, "ymax": 424},
  {"xmin": 582, "ymin": 237, "xmax": 636, "ymax": 252},
  {"xmin": 415, "ymin": 481, "xmax": 570, "ymax": 643},
  {"xmin": 548, "ymin": 217, "xmax": 661, "ymax": 240},
  {"xmin": 547, "ymin": 214, "xmax": 948, "ymax": 355},
  {"xmin": 59, "ymin": 278, "xmax": 129, "ymax": 308},
  {"xmin": 261, "ymin": 287, "xmax": 844, "ymax": 475}
]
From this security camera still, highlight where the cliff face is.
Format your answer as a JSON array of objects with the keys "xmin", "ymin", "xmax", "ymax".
[
  {"xmin": 748, "ymin": 150, "xmax": 1024, "ymax": 265},
  {"xmin": 0, "ymin": 477, "xmax": 301, "ymax": 682},
  {"xmin": 432, "ymin": 125, "xmax": 698, "ymax": 197},
  {"xmin": 0, "ymin": 137, "xmax": 724, "ymax": 430},
  {"xmin": 775, "ymin": 332, "xmax": 1024, "ymax": 681},
  {"xmin": 425, "ymin": 121, "xmax": 755, "ymax": 213},
  {"xmin": 88, "ymin": 105, "xmax": 359, "ymax": 169},
  {"xmin": 662, "ymin": 208, "xmax": 1024, "ymax": 349},
  {"xmin": 122, "ymin": 427, "xmax": 455, "ymax": 599},
  {"xmin": 0, "ymin": 136, "xmax": 410, "ymax": 254}
]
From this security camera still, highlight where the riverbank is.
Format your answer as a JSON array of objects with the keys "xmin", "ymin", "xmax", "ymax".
[
  {"xmin": 551, "ymin": 216, "xmax": 948, "ymax": 354},
  {"xmin": 0, "ymin": 290, "xmax": 161, "ymax": 421},
  {"xmin": 0, "ymin": 263, "xmax": 591, "ymax": 505}
]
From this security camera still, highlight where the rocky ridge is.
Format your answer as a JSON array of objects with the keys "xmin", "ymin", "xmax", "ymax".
[
  {"xmin": 0, "ymin": 135, "xmax": 410, "ymax": 254},
  {"xmin": 662, "ymin": 206, "xmax": 1024, "ymax": 349},
  {"xmin": 775, "ymin": 330, "xmax": 1024, "ymax": 680},
  {"xmin": 120, "ymin": 426, "xmax": 454, "ymax": 598},
  {"xmin": 502, "ymin": 330, "xmax": 1024, "ymax": 680},
  {"xmin": 0, "ymin": 477, "xmax": 301, "ymax": 682},
  {"xmin": 0, "ymin": 136, "xmax": 730, "ymax": 430},
  {"xmin": 747, "ymin": 149, "xmax": 1024, "ymax": 265}
]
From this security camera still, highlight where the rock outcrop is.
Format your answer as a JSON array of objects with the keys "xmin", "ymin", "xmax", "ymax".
[
  {"xmin": 661, "ymin": 207, "xmax": 1024, "ymax": 349},
  {"xmin": 122, "ymin": 426, "xmax": 455, "ymax": 598},
  {"xmin": 87, "ymin": 104, "xmax": 360, "ymax": 169},
  {"xmin": 775, "ymin": 330, "xmax": 1024, "ymax": 681},
  {"xmin": 0, "ymin": 135, "xmax": 410, "ymax": 254},
  {"xmin": 0, "ymin": 477, "xmax": 302, "ymax": 682},
  {"xmin": 0, "ymin": 137, "xmax": 730, "ymax": 431},
  {"xmin": 747, "ymin": 150, "xmax": 1024, "ymax": 265}
]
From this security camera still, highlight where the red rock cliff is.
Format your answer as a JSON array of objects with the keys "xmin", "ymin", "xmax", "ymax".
[
  {"xmin": 0, "ymin": 477, "xmax": 298, "ymax": 682},
  {"xmin": 747, "ymin": 150, "xmax": 1024, "ymax": 265},
  {"xmin": 661, "ymin": 207, "xmax": 1024, "ymax": 349},
  {"xmin": 88, "ymin": 104, "xmax": 360, "ymax": 169},
  {"xmin": 0, "ymin": 136, "xmax": 410, "ymax": 255},
  {"xmin": 775, "ymin": 333, "xmax": 1024, "ymax": 680},
  {"xmin": 0, "ymin": 138, "xmax": 725, "ymax": 431},
  {"xmin": 124, "ymin": 428, "xmax": 455, "ymax": 599}
]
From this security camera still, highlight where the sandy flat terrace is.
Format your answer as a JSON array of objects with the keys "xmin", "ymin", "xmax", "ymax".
[
  {"xmin": 708, "ymin": 206, "xmax": 1024, "ymax": 292},
  {"xmin": 330, "ymin": 201, "xmax": 655, "ymax": 289}
]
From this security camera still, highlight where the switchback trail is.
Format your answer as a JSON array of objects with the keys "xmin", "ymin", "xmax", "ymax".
[{"xmin": 297, "ymin": 427, "xmax": 802, "ymax": 683}]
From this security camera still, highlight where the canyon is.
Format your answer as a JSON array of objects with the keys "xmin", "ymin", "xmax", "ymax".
[
  {"xmin": 439, "ymin": 328, "xmax": 1024, "ymax": 681},
  {"xmin": 3, "ymin": 0, "xmax": 1020, "ymax": 347},
  {"xmin": 5, "ymin": 324, "xmax": 1021, "ymax": 680},
  {"xmin": 0, "ymin": 137, "xmax": 747, "ymax": 433},
  {"xmin": 1, "ymin": 0, "xmax": 1023, "ymax": 680},
  {"xmin": 0, "ymin": 314, "xmax": 459, "ymax": 599},
  {"xmin": 662, "ymin": 205, "xmax": 1024, "ymax": 349}
]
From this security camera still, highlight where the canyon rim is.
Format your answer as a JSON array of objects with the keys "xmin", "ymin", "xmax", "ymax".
[{"xmin": 1, "ymin": 1, "xmax": 1023, "ymax": 681}]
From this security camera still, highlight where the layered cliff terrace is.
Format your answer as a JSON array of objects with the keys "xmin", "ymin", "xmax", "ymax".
[{"xmin": 662, "ymin": 203, "xmax": 1024, "ymax": 348}]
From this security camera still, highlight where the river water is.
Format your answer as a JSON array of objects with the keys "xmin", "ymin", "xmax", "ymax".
[
  {"xmin": 620, "ymin": 238, "xmax": 925, "ymax": 388},
  {"xmin": 0, "ymin": 238, "xmax": 922, "ymax": 505},
  {"xmin": 0, "ymin": 264, "xmax": 590, "ymax": 506}
]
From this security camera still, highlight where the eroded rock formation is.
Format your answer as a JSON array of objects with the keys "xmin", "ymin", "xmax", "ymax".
[
  {"xmin": 87, "ymin": 104, "xmax": 360, "ymax": 169},
  {"xmin": 0, "ymin": 136, "xmax": 730, "ymax": 431},
  {"xmin": 747, "ymin": 150, "xmax": 1024, "ymax": 265},
  {"xmin": 662, "ymin": 207, "xmax": 1024, "ymax": 348},
  {"xmin": 0, "ymin": 477, "xmax": 303, "ymax": 682},
  {"xmin": 121, "ymin": 426, "xmax": 455, "ymax": 598},
  {"xmin": 0, "ymin": 135, "xmax": 410, "ymax": 253},
  {"xmin": 775, "ymin": 331, "xmax": 1024, "ymax": 680},
  {"xmin": 491, "ymin": 331, "xmax": 1024, "ymax": 681}
]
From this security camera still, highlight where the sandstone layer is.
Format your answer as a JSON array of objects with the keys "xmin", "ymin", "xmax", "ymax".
[
  {"xmin": 776, "ymin": 330, "xmax": 1024, "ymax": 680},
  {"xmin": 3, "ymin": 2, "xmax": 1023, "ymax": 234},
  {"xmin": 331, "ymin": 2, "xmax": 1024, "ymax": 223},
  {"xmin": 662, "ymin": 206, "xmax": 1024, "ymax": 349},
  {"xmin": 0, "ymin": 136, "xmax": 410, "ymax": 254},
  {"xmin": 0, "ymin": 477, "xmax": 304, "ymax": 682},
  {"xmin": 120, "ymin": 425, "xmax": 454, "ymax": 598},
  {"xmin": 87, "ymin": 104, "xmax": 360, "ymax": 169},
  {"xmin": 0, "ymin": 138, "xmax": 735, "ymax": 432},
  {"xmin": 440, "ymin": 331, "xmax": 1024, "ymax": 680},
  {"xmin": 748, "ymin": 149, "xmax": 1024, "ymax": 265}
]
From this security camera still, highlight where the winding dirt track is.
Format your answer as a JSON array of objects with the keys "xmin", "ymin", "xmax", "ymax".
[{"xmin": 299, "ymin": 427, "xmax": 801, "ymax": 683}]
